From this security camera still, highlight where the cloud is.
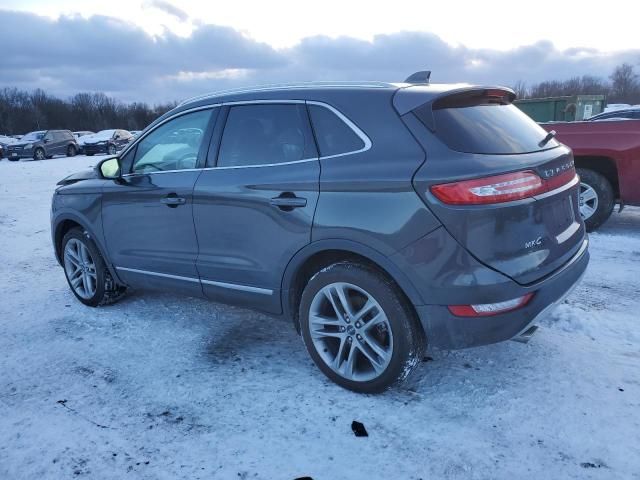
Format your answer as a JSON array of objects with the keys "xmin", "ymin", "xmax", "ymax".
[
  {"xmin": 147, "ymin": 0, "xmax": 189, "ymax": 22},
  {"xmin": 1, "ymin": 9, "xmax": 638, "ymax": 104}
]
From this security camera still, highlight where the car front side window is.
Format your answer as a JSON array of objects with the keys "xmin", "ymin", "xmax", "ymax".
[{"xmin": 131, "ymin": 110, "xmax": 213, "ymax": 174}]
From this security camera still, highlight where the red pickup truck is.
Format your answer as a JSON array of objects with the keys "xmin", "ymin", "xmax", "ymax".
[{"xmin": 542, "ymin": 119, "xmax": 640, "ymax": 230}]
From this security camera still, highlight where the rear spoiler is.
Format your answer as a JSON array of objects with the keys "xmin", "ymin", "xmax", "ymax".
[{"xmin": 393, "ymin": 85, "xmax": 516, "ymax": 121}]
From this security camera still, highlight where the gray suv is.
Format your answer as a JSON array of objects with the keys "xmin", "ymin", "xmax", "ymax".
[
  {"xmin": 51, "ymin": 75, "xmax": 589, "ymax": 392},
  {"xmin": 7, "ymin": 129, "xmax": 78, "ymax": 160}
]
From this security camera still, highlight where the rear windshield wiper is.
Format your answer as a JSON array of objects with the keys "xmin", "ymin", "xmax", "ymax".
[{"xmin": 539, "ymin": 130, "xmax": 556, "ymax": 148}]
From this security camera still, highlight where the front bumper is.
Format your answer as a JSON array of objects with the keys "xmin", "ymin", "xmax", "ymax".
[
  {"xmin": 83, "ymin": 144, "xmax": 108, "ymax": 154},
  {"xmin": 6, "ymin": 148, "xmax": 32, "ymax": 159}
]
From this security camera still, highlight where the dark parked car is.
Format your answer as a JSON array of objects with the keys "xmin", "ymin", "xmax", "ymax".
[
  {"xmin": 82, "ymin": 129, "xmax": 133, "ymax": 155},
  {"xmin": 6, "ymin": 130, "xmax": 77, "ymax": 161},
  {"xmin": 51, "ymin": 76, "xmax": 589, "ymax": 393},
  {"xmin": 588, "ymin": 108, "xmax": 640, "ymax": 121}
]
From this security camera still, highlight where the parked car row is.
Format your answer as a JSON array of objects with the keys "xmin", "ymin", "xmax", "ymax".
[{"xmin": 0, "ymin": 129, "xmax": 137, "ymax": 161}]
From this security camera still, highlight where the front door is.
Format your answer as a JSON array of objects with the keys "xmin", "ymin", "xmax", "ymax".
[
  {"xmin": 102, "ymin": 108, "xmax": 217, "ymax": 295},
  {"xmin": 193, "ymin": 103, "xmax": 320, "ymax": 313}
]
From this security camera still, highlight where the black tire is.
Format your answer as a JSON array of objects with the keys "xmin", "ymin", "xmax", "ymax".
[
  {"xmin": 577, "ymin": 168, "xmax": 615, "ymax": 232},
  {"xmin": 61, "ymin": 228, "xmax": 126, "ymax": 307},
  {"xmin": 107, "ymin": 144, "xmax": 117, "ymax": 155},
  {"xmin": 86, "ymin": 153, "xmax": 95, "ymax": 156},
  {"xmin": 8, "ymin": 157, "xmax": 19, "ymax": 162},
  {"xmin": 33, "ymin": 147, "xmax": 45, "ymax": 161},
  {"xmin": 299, "ymin": 262, "xmax": 424, "ymax": 393},
  {"xmin": 66, "ymin": 144, "xmax": 77, "ymax": 157}
]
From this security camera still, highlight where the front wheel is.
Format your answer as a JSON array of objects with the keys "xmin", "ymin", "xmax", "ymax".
[
  {"xmin": 577, "ymin": 168, "xmax": 614, "ymax": 232},
  {"xmin": 61, "ymin": 228, "xmax": 126, "ymax": 307},
  {"xmin": 33, "ymin": 148, "xmax": 45, "ymax": 161},
  {"xmin": 107, "ymin": 144, "xmax": 117, "ymax": 155},
  {"xmin": 66, "ymin": 144, "xmax": 77, "ymax": 157},
  {"xmin": 299, "ymin": 262, "xmax": 424, "ymax": 393}
]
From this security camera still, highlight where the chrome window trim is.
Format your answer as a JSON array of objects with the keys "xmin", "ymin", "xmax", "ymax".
[
  {"xmin": 118, "ymin": 99, "xmax": 371, "ymax": 174},
  {"xmin": 203, "ymin": 157, "xmax": 318, "ymax": 171},
  {"xmin": 116, "ymin": 266, "xmax": 273, "ymax": 295}
]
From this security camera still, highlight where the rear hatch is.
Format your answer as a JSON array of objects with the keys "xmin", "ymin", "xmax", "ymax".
[{"xmin": 401, "ymin": 87, "xmax": 585, "ymax": 285}]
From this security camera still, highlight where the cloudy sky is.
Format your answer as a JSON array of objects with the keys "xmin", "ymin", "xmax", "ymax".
[{"xmin": 1, "ymin": 0, "xmax": 639, "ymax": 103}]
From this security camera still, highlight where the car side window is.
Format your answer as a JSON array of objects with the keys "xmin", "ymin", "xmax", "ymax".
[
  {"xmin": 217, "ymin": 104, "xmax": 307, "ymax": 167},
  {"xmin": 131, "ymin": 110, "xmax": 213, "ymax": 173},
  {"xmin": 308, "ymin": 104, "xmax": 365, "ymax": 157}
]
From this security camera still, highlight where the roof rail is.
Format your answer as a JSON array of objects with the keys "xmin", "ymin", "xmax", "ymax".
[
  {"xmin": 178, "ymin": 81, "xmax": 395, "ymax": 106},
  {"xmin": 404, "ymin": 71, "xmax": 431, "ymax": 84}
]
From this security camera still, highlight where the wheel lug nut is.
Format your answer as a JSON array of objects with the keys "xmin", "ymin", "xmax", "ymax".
[
  {"xmin": 355, "ymin": 322, "xmax": 361, "ymax": 328},
  {"xmin": 357, "ymin": 334, "xmax": 362, "ymax": 340},
  {"xmin": 347, "ymin": 336, "xmax": 352, "ymax": 342}
]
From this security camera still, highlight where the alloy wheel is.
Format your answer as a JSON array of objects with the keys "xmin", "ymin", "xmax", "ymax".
[
  {"xmin": 308, "ymin": 282, "xmax": 393, "ymax": 382},
  {"xmin": 63, "ymin": 238, "xmax": 98, "ymax": 299},
  {"xmin": 35, "ymin": 149, "xmax": 45, "ymax": 160},
  {"xmin": 579, "ymin": 182, "xmax": 599, "ymax": 220}
]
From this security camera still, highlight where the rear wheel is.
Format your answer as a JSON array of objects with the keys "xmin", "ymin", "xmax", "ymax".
[
  {"xmin": 107, "ymin": 144, "xmax": 117, "ymax": 155},
  {"xmin": 299, "ymin": 262, "xmax": 424, "ymax": 393},
  {"xmin": 577, "ymin": 168, "xmax": 614, "ymax": 231},
  {"xmin": 66, "ymin": 144, "xmax": 77, "ymax": 157},
  {"xmin": 61, "ymin": 228, "xmax": 126, "ymax": 307}
]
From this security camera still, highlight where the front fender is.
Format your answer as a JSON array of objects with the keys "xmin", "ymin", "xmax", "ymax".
[{"xmin": 51, "ymin": 202, "xmax": 123, "ymax": 285}]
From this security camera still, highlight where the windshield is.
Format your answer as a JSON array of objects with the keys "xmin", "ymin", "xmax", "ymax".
[{"xmin": 21, "ymin": 131, "xmax": 46, "ymax": 141}]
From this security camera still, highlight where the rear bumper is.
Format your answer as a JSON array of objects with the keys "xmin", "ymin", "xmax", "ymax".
[{"xmin": 390, "ymin": 227, "xmax": 589, "ymax": 349}]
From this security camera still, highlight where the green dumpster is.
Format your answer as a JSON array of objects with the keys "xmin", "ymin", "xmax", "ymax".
[{"xmin": 514, "ymin": 95, "xmax": 605, "ymax": 122}]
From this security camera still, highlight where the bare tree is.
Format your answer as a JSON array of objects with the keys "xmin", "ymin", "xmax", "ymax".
[
  {"xmin": 0, "ymin": 88, "xmax": 176, "ymax": 135},
  {"xmin": 609, "ymin": 63, "xmax": 639, "ymax": 103},
  {"xmin": 512, "ymin": 80, "xmax": 528, "ymax": 99}
]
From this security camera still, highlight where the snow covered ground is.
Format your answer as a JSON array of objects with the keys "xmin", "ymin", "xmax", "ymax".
[{"xmin": 1, "ymin": 155, "xmax": 639, "ymax": 480}]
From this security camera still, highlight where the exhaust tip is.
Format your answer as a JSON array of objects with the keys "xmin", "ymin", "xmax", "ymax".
[{"xmin": 512, "ymin": 325, "xmax": 538, "ymax": 344}]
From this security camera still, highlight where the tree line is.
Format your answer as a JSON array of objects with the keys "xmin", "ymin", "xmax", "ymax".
[
  {"xmin": 513, "ymin": 63, "xmax": 640, "ymax": 104},
  {"xmin": 1, "ymin": 62, "xmax": 638, "ymax": 135},
  {"xmin": 0, "ymin": 88, "xmax": 177, "ymax": 136}
]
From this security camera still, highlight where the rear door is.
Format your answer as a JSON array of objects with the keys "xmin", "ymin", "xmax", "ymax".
[
  {"xmin": 192, "ymin": 102, "xmax": 320, "ymax": 313},
  {"xmin": 405, "ymin": 89, "xmax": 585, "ymax": 285}
]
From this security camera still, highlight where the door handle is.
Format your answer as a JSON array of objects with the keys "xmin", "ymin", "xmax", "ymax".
[
  {"xmin": 270, "ymin": 194, "xmax": 307, "ymax": 210},
  {"xmin": 160, "ymin": 194, "xmax": 186, "ymax": 207}
]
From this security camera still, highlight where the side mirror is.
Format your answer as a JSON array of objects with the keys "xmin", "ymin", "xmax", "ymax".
[
  {"xmin": 43, "ymin": 138, "xmax": 50, "ymax": 143},
  {"xmin": 98, "ymin": 157, "xmax": 121, "ymax": 179}
]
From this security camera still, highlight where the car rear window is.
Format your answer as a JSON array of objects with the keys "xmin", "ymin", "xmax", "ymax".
[
  {"xmin": 308, "ymin": 104, "xmax": 365, "ymax": 157},
  {"xmin": 414, "ymin": 91, "xmax": 559, "ymax": 154}
]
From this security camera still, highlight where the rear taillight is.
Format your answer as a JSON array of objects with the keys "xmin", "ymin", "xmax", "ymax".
[
  {"xmin": 431, "ymin": 169, "xmax": 577, "ymax": 205},
  {"xmin": 448, "ymin": 293, "xmax": 534, "ymax": 317}
]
